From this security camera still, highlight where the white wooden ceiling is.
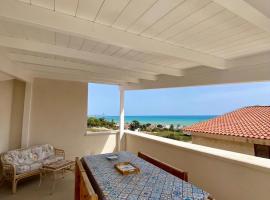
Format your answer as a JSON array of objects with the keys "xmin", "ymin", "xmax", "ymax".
[
  {"xmin": 0, "ymin": 0, "xmax": 270, "ymax": 88},
  {"xmin": 0, "ymin": 20, "xmax": 197, "ymax": 70},
  {"xmin": 15, "ymin": 0, "xmax": 270, "ymax": 58}
]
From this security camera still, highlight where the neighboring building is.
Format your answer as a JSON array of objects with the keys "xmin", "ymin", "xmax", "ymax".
[{"xmin": 183, "ymin": 106, "xmax": 270, "ymax": 158}]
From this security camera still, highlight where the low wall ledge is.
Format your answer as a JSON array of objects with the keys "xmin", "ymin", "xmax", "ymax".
[
  {"xmin": 125, "ymin": 130, "xmax": 270, "ymax": 173},
  {"xmin": 85, "ymin": 131, "xmax": 118, "ymax": 136}
]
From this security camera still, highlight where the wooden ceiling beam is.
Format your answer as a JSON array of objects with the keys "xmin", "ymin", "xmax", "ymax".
[
  {"xmin": 0, "ymin": 53, "xmax": 32, "ymax": 82},
  {"xmin": 8, "ymin": 53, "xmax": 157, "ymax": 81},
  {"xmin": 15, "ymin": 62, "xmax": 140, "ymax": 84},
  {"xmin": 0, "ymin": 0, "xmax": 226, "ymax": 69},
  {"xmin": 0, "ymin": 35, "xmax": 182, "ymax": 77}
]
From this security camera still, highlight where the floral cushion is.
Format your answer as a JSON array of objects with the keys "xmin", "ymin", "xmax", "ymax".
[
  {"xmin": 14, "ymin": 156, "xmax": 64, "ymax": 174},
  {"xmin": 31, "ymin": 144, "xmax": 55, "ymax": 161},
  {"xmin": 1, "ymin": 144, "xmax": 59, "ymax": 174},
  {"xmin": 16, "ymin": 162, "xmax": 42, "ymax": 174},
  {"xmin": 2, "ymin": 148, "xmax": 33, "ymax": 165}
]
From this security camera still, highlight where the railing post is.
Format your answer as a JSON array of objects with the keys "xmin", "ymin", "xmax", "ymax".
[{"xmin": 118, "ymin": 86, "xmax": 125, "ymax": 151}]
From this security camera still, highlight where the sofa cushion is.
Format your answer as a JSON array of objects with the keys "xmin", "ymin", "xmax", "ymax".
[
  {"xmin": 31, "ymin": 144, "xmax": 55, "ymax": 161},
  {"xmin": 15, "ymin": 156, "xmax": 64, "ymax": 174},
  {"xmin": 15, "ymin": 162, "xmax": 42, "ymax": 174},
  {"xmin": 1, "ymin": 144, "xmax": 56, "ymax": 168},
  {"xmin": 2, "ymin": 148, "xmax": 33, "ymax": 165},
  {"xmin": 42, "ymin": 156, "xmax": 64, "ymax": 165}
]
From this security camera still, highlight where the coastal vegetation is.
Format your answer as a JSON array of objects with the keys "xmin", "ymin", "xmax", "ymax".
[
  {"xmin": 87, "ymin": 117, "xmax": 117, "ymax": 132},
  {"xmin": 128, "ymin": 120, "xmax": 191, "ymax": 142},
  {"xmin": 87, "ymin": 117, "xmax": 191, "ymax": 142}
]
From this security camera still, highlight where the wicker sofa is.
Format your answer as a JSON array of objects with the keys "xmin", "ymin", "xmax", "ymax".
[{"xmin": 0, "ymin": 144, "xmax": 65, "ymax": 193}]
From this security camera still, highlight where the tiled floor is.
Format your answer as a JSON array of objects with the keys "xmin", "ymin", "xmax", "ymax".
[{"xmin": 0, "ymin": 173, "xmax": 74, "ymax": 200}]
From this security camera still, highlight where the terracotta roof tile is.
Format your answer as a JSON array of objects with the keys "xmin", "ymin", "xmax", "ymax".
[{"xmin": 183, "ymin": 106, "xmax": 270, "ymax": 140}]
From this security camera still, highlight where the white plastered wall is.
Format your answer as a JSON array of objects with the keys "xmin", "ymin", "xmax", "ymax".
[
  {"xmin": 0, "ymin": 79, "xmax": 25, "ymax": 153},
  {"xmin": 126, "ymin": 132, "xmax": 270, "ymax": 200},
  {"xmin": 28, "ymin": 78, "xmax": 116, "ymax": 159}
]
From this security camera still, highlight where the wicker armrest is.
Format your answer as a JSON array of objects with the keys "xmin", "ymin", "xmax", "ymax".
[
  {"xmin": 2, "ymin": 163, "xmax": 16, "ymax": 180},
  {"xmin": 54, "ymin": 148, "xmax": 65, "ymax": 159}
]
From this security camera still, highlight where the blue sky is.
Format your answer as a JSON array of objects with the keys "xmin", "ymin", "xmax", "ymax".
[{"xmin": 88, "ymin": 82, "xmax": 270, "ymax": 116}]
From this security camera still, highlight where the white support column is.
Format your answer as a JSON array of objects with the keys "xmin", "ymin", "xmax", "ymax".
[
  {"xmin": 118, "ymin": 86, "xmax": 125, "ymax": 151},
  {"xmin": 21, "ymin": 81, "xmax": 33, "ymax": 148}
]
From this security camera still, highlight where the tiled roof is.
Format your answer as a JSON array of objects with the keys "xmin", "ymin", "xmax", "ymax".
[{"xmin": 183, "ymin": 106, "xmax": 270, "ymax": 140}]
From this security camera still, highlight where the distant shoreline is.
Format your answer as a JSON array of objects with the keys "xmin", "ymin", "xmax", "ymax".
[{"xmin": 89, "ymin": 115, "xmax": 217, "ymax": 126}]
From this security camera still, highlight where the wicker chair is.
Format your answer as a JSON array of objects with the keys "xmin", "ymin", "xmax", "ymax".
[{"xmin": 0, "ymin": 144, "xmax": 65, "ymax": 193}]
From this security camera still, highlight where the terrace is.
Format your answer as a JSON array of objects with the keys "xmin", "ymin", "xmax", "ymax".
[{"xmin": 0, "ymin": 0, "xmax": 270, "ymax": 199}]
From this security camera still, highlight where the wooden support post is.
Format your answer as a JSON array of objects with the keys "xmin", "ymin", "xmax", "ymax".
[
  {"xmin": 118, "ymin": 86, "xmax": 125, "ymax": 151},
  {"xmin": 21, "ymin": 81, "xmax": 33, "ymax": 148}
]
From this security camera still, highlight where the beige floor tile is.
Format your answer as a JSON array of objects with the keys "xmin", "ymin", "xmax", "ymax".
[{"xmin": 0, "ymin": 173, "xmax": 74, "ymax": 200}]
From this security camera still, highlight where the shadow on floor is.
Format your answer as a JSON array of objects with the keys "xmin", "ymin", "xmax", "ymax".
[{"xmin": 0, "ymin": 173, "xmax": 74, "ymax": 200}]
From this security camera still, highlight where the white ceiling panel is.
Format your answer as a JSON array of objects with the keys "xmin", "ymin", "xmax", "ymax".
[
  {"xmin": 171, "ymin": 10, "xmax": 235, "ymax": 42},
  {"xmin": 178, "ymin": 17, "xmax": 245, "ymax": 46},
  {"xmin": 76, "ymin": 0, "xmax": 103, "ymax": 20},
  {"xmin": 205, "ymin": 29, "xmax": 265, "ymax": 52},
  {"xmin": 142, "ymin": 0, "xmax": 210, "ymax": 38},
  {"xmin": 31, "ymin": 0, "xmax": 54, "ymax": 10},
  {"xmin": 55, "ymin": 0, "xmax": 78, "ymax": 16},
  {"xmin": 127, "ymin": 0, "xmax": 184, "ymax": 34},
  {"xmin": 223, "ymin": 41, "xmax": 270, "ymax": 58},
  {"xmin": 220, "ymin": 39, "xmax": 270, "ymax": 57},
  {"xmin": 95, "ymin": 0, "xmax": 130, "ymax": 25},
  {"xmin": 159, "ymin": 2, "xmax": 224, "ymax": 41},
  {"xmin": 113, "ymin": 0, "xmax": 157, "ymax": 30},
  {"xmin": 185, "ymin": 23, "xmax": 256, "ymax": 50},
  {"xmin": 211, "ymin": 33, "xmax": 270, "ymax": 54},
  {"xmin": 18, "ymin": 0, "xmax": 30, "ymax": 3}
]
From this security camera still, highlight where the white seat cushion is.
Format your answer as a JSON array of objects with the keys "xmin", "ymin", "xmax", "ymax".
[
  {"xmin": 1, "ymin": 144, "xmax": 58, "ymax": 175},
  {"xmin": 16, "ymin": 162, "xmax": 42, "ymax": 174}
]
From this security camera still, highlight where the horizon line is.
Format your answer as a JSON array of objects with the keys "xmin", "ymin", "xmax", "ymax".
[{"xmin": 88, "ymin": 114, "xmax": 219, "ymax": 117}]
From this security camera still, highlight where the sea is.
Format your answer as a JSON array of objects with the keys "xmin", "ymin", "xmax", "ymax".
[{"xmin": 91, "ymin": 115, "xmax": 217, "ymax": 127}]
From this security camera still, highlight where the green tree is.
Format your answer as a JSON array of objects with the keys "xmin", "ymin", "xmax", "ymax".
[
  {"xmin": 169, "ymin": 124, "xmax": 174, "ymax": 131},
  {"xmin": 157, "ymin": 124, "xmax": 163, "ymax": 129},
  {"xmin": 87, "ymin": 117, "xmax": 99, "ymax": 127},
  {"xmin": 146, "ymin": 123, "xmax": 151, "ymax": 127},
  {"xmin": 87, "ymin": 117, "xmax": 117, "ymax": 129},
  {"xmin": 140, "ymin": 124, "xmax": 147, "ymax": 131},
  {"xmin": 129, "ymin": 120, "xmax": 140, "ymax": 131}
]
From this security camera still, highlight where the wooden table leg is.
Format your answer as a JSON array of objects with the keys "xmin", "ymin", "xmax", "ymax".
[
  {"xmin": 39, "ymin": 171, "xmax": 42, "ymax": 187},
  {"xmin": 0, "ymin": 177, "xmax": 4, "ymax": 187},
  {"xmin": 50, "ymin": 172, "xmax": 57, "ymax": 195}
]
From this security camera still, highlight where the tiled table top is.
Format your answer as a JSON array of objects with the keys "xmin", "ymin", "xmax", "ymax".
[{"xmin": 83, "ymin": 152, "xmax": 210, "ymax": 200}]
